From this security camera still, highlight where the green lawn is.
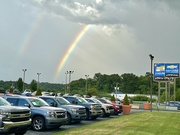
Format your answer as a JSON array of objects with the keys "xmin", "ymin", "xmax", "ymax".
[{"xmin": 52, "ymin": 111, "xmax": 180, "ymax": 135}]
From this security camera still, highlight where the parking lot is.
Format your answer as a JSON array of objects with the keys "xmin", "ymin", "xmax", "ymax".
[{"xmin": 25, "ymin": 109, "xmax": 143, "ymax": 135}]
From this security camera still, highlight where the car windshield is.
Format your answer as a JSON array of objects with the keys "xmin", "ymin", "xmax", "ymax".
[
  {"xmin": 77, "ymin": 97, "xmax": 88, "ymax": 103},
  {"xmin": 28, "ymin": 98, "xmax": 49, "ymax": 107},
  {"xmin": 0, "ymin": 97, "xmax": 11, "ymax": 106},
  {"xmin": 92, "ymin": 99, "xmax": 102, "ymax": 104},
  {"xmin": 56, "ymin": 97, "xmax": 71, "ymax": 105}
]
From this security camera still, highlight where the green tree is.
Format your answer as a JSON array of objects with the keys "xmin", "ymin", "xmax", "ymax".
[
  {"xmin": 30, "ymin": 80, "xmax": 37, "ymax": 92},
  {"xmin": 36, "ymin": 88, "xmax": 42, "ymax": 96},
  {"xmin": 17, "ymin": 78, "xmax": 23, "ymax": 92}
]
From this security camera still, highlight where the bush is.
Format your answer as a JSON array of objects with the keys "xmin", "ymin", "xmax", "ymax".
[
  {"xmin": 111, "ymin": 95, "xmax": 115, "ymax": 102},
  {"xmin": 123, "ymin": 94, "xmax": 129, "ymax": 105},
  {"xmin": 130, "ymin": 95, "xmax": 149, "ymax": 102}
]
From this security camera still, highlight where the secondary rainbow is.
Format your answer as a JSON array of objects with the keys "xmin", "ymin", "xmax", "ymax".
[{"xmin": 54, "ymin": 25, "xmax": 91, "ymax": 80}]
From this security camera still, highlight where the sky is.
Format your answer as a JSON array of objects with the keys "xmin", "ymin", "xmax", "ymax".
[{"xmin": 0, "ymin": 0, "xmax": 180, "ymax": 84}]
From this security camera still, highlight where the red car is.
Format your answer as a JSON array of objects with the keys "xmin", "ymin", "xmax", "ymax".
[{"xmin": 98, "ymin": 98, "xmax": 122, "ymax": 115}]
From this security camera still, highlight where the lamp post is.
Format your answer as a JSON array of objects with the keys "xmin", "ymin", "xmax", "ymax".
[
  {"xmin": 67, "ymin": 71, "xmax": 74, "ymax": 94},
  {"xmin": 37, "ymin": 73, "xmax": 41, "ymax": 90},
  {"xmin": 65, "ymin": 71, "xmax": 68, "ymax": 94},
  {"xmin": 22, "ymin": 69, "xmax": 27, "ymax": 91},
  {"xmin": 114, "ymin": 83, "xmax": 119, "ymax": 99},
  {"xmin": 85, "ymin": 75, "xmax": 89, "ymax": 94},
  {"xmin": 149, "ymin": 54, "xmax": 154, "ymax": 112}
]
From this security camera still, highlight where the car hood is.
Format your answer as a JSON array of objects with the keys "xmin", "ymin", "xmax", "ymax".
[
  {"xmin": 61, "ymin": 104, "xmax": 85, "ymax": 109},
  {"xmin": 32, "ymin": 106, "xmax": 66, "ymax": 112},
  {"xmin": 0, "ymin": 106, "xmax": 30, "ymax": 112}
]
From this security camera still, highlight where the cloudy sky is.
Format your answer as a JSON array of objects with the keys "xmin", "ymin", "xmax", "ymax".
[{"xmin": 0, "ymin": 0, "xmax": 180, "ymax": 84}]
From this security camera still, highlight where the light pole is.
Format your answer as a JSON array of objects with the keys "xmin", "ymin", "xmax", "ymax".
[
  {"xmin": 65, "ymin": 71, "xmax": 68, "ymax": 94},
  {"xmin": 85, "ymin": 75, "xmax": 89, "ymax": 94},
  {"xmin": 114, "ymin": 83, "xmax": 119, "ymax": 99},
  {"xmin": 22, "ymin": 69, "xmax": 27, "ymax": 91},
  {"xmin": 67, "ymin": 71, "xmax": 74, "ymax": 94},
  {"xmin": 149, "ymin": 54, "xmax": 154, "ymax": 112},
  {"xmin": 37, "ymin": 73, "xmax": 41, "ymax": 90}
]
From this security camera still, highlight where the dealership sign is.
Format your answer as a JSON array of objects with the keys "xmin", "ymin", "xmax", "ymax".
[{"xmin": 154, "ymin": 63, "xmax": 179, "ymax": 81}]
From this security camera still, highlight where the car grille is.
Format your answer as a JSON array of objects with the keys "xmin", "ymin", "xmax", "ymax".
[
  {"xmin": 93, "ymin": 104, "xmax": 102, "ymax": 111},
  {"xmin": 77, "ymin": 108, "xmax": 86, "ymax": 114},
  {"xmin": 5, "ymin": 111, "xmax": 31, "ymax": 122},
  {"xmin": 55, "ymin": 111, "xmax": 66, "ymax": 118}
]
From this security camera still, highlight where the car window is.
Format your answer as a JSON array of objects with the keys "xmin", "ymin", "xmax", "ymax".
[
  {"xmin": 6, "ymin": 98, "xmax": 18, "ymax": 106},
  {"xmin": 56, "ymin": 97, "xmax": 71, "ymax": 105},
  {"xmin": 0, "ymin": 97, "xmax": 11, "ymax": 106},
  {"xmin": 18, "ymin": 99, "xmax": 29, "ymax": 106},
  {"xmin": 43, "ymin": 98, "xmax": 57, "ymax": 106},
  {"xmin": 28, "ymin": 98, "xmax": 49, "ymax": 107}
]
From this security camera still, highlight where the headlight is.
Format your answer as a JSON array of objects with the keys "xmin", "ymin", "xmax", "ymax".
[
  {"xmin": 90, "ymin": 105, "xmax": 94, "ymax": 110},
  {"xmin": 0, "ymin": 110, "xmax": 9, "ymax": 115},
  {"xmin": 47, "ymin": 111, "xmax": 56, "ymax": 117},
  {"xmin": 71, "ymin": 108, "xmax": 78, "ymax": 114}
]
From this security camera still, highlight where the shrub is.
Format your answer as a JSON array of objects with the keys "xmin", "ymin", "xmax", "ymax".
[
  {"xmin": 111, "ymin": 94, "xmax": 115, "ymax": 102},
  {"xmin": 123, "ymin": 94, "xmax": 129, "ymax": 105},
  {"xmin": 130, "ymin": 95, "xmax": 149, "ymax": 102}
]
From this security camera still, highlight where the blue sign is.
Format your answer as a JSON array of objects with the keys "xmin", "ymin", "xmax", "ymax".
[
  {"xmin": 154, "ymin": 63, "xmax": 165, "ymax": 77},
  {"xmin": 154, "ymin": 63, "xmax": 179, "ymax": 81},
  {"xmin": 165, "ymin": 63, "xmax": 179, "ymax": 77}
]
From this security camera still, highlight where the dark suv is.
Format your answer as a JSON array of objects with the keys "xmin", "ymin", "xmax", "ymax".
[
  {"xmin": 63, "ymin": 96, "xmax": 102, "ymax": 120},
  {"xmin": 4, "ymin": 95, "xmax": 67, "ymax": 131},
  {"xmin": 39, "ymin": 96, "xmax": 86, "ymax": 124}
]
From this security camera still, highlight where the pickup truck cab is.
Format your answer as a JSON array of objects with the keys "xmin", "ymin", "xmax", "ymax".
[
  {"xmin": 63, "ymin": 96, "xmax": 102, "ymax": 120},
  {"xmin": 4, "ymin": 95, "xmax": 67, "ymax": 131},
  {"xmin": 0, "ymin": 97, "xmax": 31, "ymax": 135},
  {"xmin": 84, "ymin": 98, "xmax": 114, "ymax": 117},
  {"xmin": 39, "ymin": 96, "xmax": 86, "ymax": 124}
]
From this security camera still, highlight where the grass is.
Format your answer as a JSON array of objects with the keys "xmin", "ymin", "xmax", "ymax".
[{"xmin": 52, "ymin": 111, "xmax": 180, "ymax": 135}]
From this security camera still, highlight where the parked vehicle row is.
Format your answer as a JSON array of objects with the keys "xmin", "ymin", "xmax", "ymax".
[{"xmin": 0, "ymin": 94, "xmax": 123, "ymax": 134}]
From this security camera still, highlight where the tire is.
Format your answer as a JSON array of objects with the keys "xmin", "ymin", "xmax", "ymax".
[
  {"xmin": 66, "ymin": 113, "xmax": 72, "ymax": 125},
  {"xmin": 32, "ymin": 116, "xmax": 45, "ymax": 131},
  {"xmin": 14, "ymin": 130, "xmax": 27, "ymax": 135},
  {"xmin": 105, "ymin": 114, "xmax": 110, "ymax": 117},
  {"xmin": 101, "ymin": 109, "xmax": 106, "ymax": 117},
  {"xmin": 85, "ymin": 110, "xmax": 90, "ymax": 120},
  {"xmin": 91, "ymin": 116, "xmax": 97, "ymax": 120}
]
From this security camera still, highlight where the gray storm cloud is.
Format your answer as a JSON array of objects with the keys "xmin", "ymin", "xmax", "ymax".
[{"xmin": 17, "ymin": 0, "xmax": 180, "ymax": 25}]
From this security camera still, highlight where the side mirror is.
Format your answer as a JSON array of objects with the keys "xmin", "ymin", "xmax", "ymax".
[
  {"xmin": 50, "ymin": 102, "xmax": 55, "ymax": 107},
  {"xmin": 24, "ymin": 104, "xmax": 30, "ymax": 108}
]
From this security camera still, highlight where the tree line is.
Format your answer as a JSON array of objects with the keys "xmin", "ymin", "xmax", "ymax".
[{"xmin": 0, "ymin": 72, "xmax": 180, "ymax": 101}]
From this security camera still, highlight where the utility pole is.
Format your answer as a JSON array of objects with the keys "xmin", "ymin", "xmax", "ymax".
[
  {"xmin": 22, "ymin": 69, "xmax": 27, "ymax": 91},
  {"xmin": 85, "ymin": 75, "xmax": 89, "ymax": 94},
  {"xmin": 149, "ymin": 54, "xmax": 154, "ymax": 112},
  {"xmin": 37, "ymin": 73, "xmax": 41, "ymax": 90},
  {"xmin": 67, "ymin": 71, "xmax": 74, "ymax": 94}
]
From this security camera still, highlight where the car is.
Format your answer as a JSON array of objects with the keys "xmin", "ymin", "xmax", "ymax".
[
  {"xmin": 63, "ymin": 96, "xmax": 102, "ymax": 120},
  {"xmin": 39, "ymin": 96, "xmax": 87, "ymax": 124},
  {"xmin": 84, "ymin": 98, "xmax": 114, "ymax": 117},
  {"xmin": 165, "ymin": 101, "xmax": 180, "ymax": 110},
  {"xmin": 98, "ymin": 98, "xmax": 123, "ymax": 115},
  {"xmin": 0, "ymin": 97, "xmax": 31, "ymax": 135},
  {"xmin": 4, "ymin": 95, "xmax": 67, "ymax": 131}
]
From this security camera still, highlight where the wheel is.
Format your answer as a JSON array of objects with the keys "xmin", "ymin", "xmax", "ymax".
[
  {"xmin": 91, "ymin": 116, "xmax": 97, "ymax": 120},
  {"xmin": 14, "ymin": 130, "xmax": 27, "ymax": 135},
  {"xmin": 105, "ymin": 114, "xmax": 110, "ymax": 117},
  {"xmin": 85, "ymin": 110, "xmax": 90, "ymax": 120},
  {"xmin": 32, "ymin": 116, "xmax": 45, "ymax": 131},
  {"xmin": 101, "ymin": 109, "xmax": 106, "ymax": 117},
  {"xmin": 66, "ymin": 113, "xmax": 72, "ymax": 125}
]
